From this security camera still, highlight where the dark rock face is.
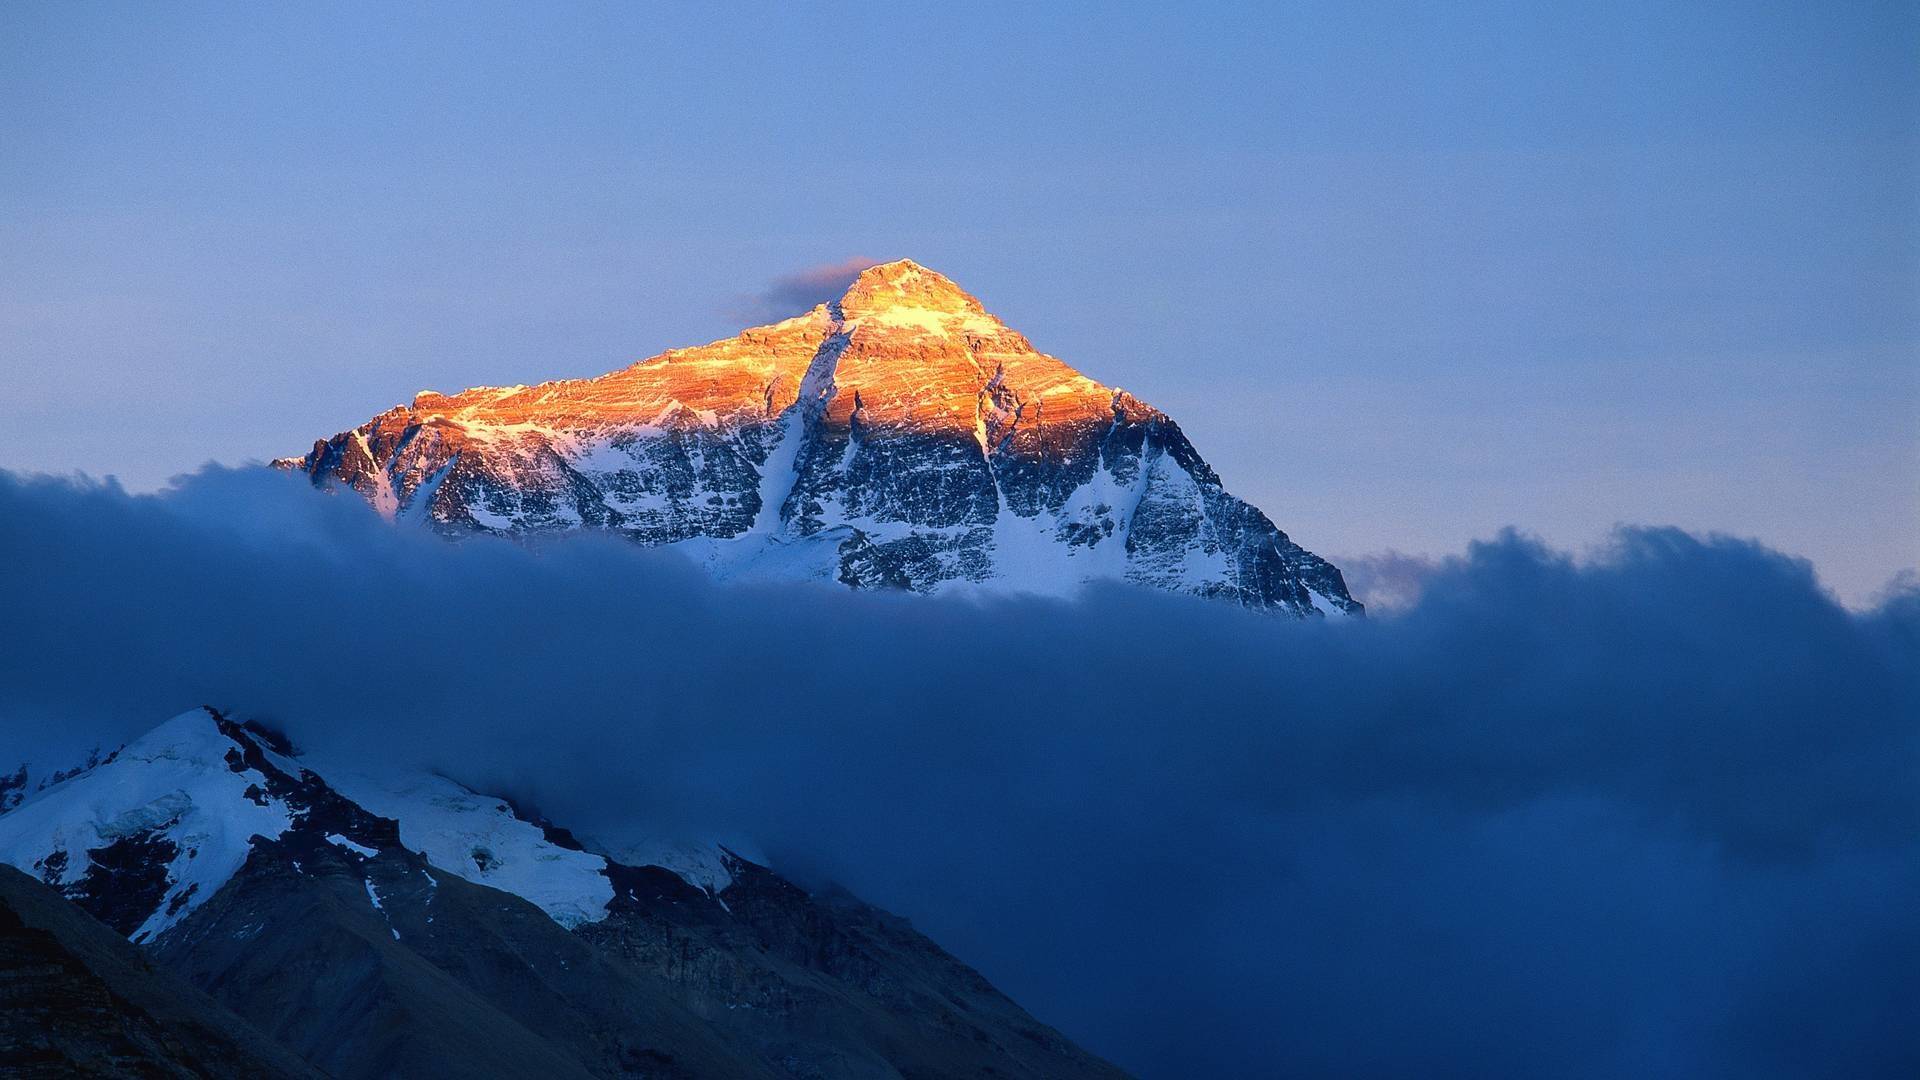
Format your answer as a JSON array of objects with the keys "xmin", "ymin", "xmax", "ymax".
[
  {"xmin": 151, "ymin": 838, "xmax": 693, "ymax": 1079},
  {"xmin": 0, "ymin": 767, "xmax": 26, "ymax": 814},
  {"xmin": 153, "ymin": 837, "xmax": 1126, "ymax": 1080},
  {"xmin": 0, "ymin": 865, "xmax": 323, "ymax": 1079},
  {"xmin": 283, "ymin": 259, "xmax": 1362, "ymax": 616},
  {"xmin": 211, "ymin": 710, "xmax": 401, "ymax": 853},
  {"xmin": 59, "ymin": 828, "xmax": 180, "ymax": 939},
  {"xmin": 582, "ymin": 855, "xmax": 1128, "ymax": 1080}
]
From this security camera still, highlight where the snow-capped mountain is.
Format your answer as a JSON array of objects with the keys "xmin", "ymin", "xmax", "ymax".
[
  {"xmin": 283, "ymin": 259, "xmax": 1360, "ymax": 617},
  {"xmin": 0, "ymin": 708, "xmax": 728, "ymax": 943},
  {"xmin": 0, "ymin": 708, "xmax": 1128, "ymax": 1078}
]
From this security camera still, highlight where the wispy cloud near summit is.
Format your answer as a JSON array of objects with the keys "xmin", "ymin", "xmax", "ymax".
[{"xmin": 728, "ymin": 257, "xmax": 879, "ymax": 325}]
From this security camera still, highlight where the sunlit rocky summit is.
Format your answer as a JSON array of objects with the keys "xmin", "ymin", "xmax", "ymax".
[{"xmin": 284, "ymin": 259, "xmax": 1359, "ymax": 616}]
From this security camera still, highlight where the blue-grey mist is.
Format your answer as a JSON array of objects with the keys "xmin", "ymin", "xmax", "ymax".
[{"xmin": 0, "ymin": 468, "xmax": 1914, "ymax": 1078}]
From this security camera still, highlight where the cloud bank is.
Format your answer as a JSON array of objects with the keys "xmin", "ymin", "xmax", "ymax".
[
  {"xmin": 0, "ymin": 467, "xmax": 1913, "ymax": 1078},
  {"xmin": 728, "ymin": 257, "xmax": 880, "ymax": 324}
]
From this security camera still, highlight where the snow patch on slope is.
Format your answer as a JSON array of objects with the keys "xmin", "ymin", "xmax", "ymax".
[
  {"xmin": 311, "ymin": 765, "xmax": 616, "ymax": 928},
  {"xmin": 603, "ymin": 835, "xmax": 753, "ymax": 896},
  {"xmin": 327, "ymin": 833, "xmax": 379, "ymax": 858},
  {"xmin": 0, "ymin": 710, "xmax": 295, "ymax": 942}
]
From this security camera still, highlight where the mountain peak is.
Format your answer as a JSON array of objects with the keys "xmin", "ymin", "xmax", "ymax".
[
  {"xmin": 284, "ymin": 264, "xmax": 1362, "ymax": 617},
  {"xmin": 837, "ymin": 258, "xmax": 986, "ymax": 319}
]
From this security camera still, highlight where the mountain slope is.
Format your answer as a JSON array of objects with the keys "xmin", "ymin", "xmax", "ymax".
[
  {"xmin": 0, "ymin": 864, "xmax": 322, "ymax": 1079},
  {"xmin": 284, "ymin": 259, "xmax": 1360, "ymax": 616},
  {"xmin": 0, "ymin": 709, "xmax": 1129, "ymax": 1079},
  {"xmin": 151, "ymin": 834, "xmax": 769, "ymax": 1079}
]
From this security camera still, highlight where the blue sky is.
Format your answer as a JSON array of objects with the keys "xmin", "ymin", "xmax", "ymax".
[{"xmin": 1, "ymin": 1, "xmax": 1913, "ymax": 602}]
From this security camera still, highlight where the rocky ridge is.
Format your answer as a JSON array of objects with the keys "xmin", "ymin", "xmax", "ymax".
[
  {"xmin": 0, "ymin": 709, "xmax": 1129, "ymax": 1078},
  {"xmin": 285, "ymin": 260, "xmax": 1360, "ymax": 616}
]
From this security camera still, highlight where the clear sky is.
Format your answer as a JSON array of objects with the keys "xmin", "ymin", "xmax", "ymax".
[{"xmin": 2, "ymin": 1, "xmax": 1914, "ymax": 604}]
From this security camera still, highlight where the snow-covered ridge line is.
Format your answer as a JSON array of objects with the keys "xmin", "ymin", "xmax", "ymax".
[{"xmin": 0, "ymin": 708, "xmax": 736, "ymax": 941}]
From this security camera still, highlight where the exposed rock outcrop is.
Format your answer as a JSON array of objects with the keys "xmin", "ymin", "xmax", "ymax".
[{"xmin": 286, "ymin": 260, "xmax": 1360, "ymax": 616}]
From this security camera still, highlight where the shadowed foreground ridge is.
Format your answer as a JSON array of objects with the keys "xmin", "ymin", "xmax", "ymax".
[
  {"xmin": 0, "ymin": 864, "xmax": 324, "ymax": 1078},
  {"xmin": 285, "ymin": 259, "xmax": 1360, "ymax": 617},
  {"xmin": 0, "ymin": 708, "xmax": 1129, "ymax": 1079}
]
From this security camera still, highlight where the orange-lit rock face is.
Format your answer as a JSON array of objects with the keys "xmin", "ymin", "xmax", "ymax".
[
  {"xmin": 406, "ymin": 310, "xmax": 834, "ymax": 431},
  {"xmin": 393, "ymin": 260, "xmax": 1116, "ymax": 445},
  {"xmin": 830, "ymin": 261, "xmax": 1119, "ymax": 434},
  {"xmin": 289, "ymin": 260, "xmax": 1361, "ymax": 616}
]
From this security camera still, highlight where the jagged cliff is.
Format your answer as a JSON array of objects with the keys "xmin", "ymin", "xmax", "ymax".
[{"xmin": 285, "ymin": 259, "xmax": 1359, "ymax": 616}]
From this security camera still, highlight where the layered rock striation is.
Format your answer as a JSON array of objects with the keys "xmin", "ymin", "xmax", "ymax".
[{"xmin": 285, "ymin": 260, "xmax": 1359, "ymax": 615}]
